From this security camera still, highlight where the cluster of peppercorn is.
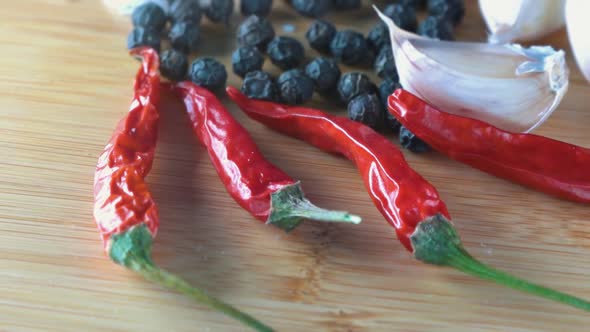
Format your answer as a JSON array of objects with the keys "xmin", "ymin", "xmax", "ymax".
[
  {"xmin": 128, "ymin": 0, "xmax": 463, "ymax": 153},
  {"xmin": 306, "ymin": 0, "xmax": 463, "ymax": 153},
  {"xmin": 233, "ymin": 0, "xmax": 463, "ymax": 152},
  {"xmin": 233, "ymin": 14, "xmax": 315, "ymax": 104},
  {"xmin": 127, "ymin": 0, "xmax": 235, "ymax": 90},
  {"xmin": 287, "ymin": 0, "xmax": 362, "ymax": 18}
]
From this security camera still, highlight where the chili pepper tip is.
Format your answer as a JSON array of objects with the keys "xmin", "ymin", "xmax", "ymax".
[
  {"xmin": 411, "ymin": 215, "xmax": 590, "ymax": 312},
  {"xmin": 268, "ymin": 182, "xmax": 362, "ymax": 232},
  {"xmin": 109, "ymin": 225, "xmax": 275, "ymax": 332}
]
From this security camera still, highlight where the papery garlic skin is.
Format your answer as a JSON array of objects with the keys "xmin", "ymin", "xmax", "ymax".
[
  {"xmin": 566, "ymin": 0, "xmax": 590, "ymax": 82},
  {"xmin": 375, "ymin": 6, "xmax": 569, "ymax": 133},
  {"xmin": 479, "ymin": 0, "xmax": 566, "ymax": 44}
]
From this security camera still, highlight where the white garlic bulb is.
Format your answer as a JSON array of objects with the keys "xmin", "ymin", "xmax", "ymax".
[
  {"xmin": 479, "ymin": 0, "xmax": 566, "ymax": 44},
  {"xmin": 566, "ymin": 0, "xmax": 590, "ymax": 82},
  {"xmin": 375, "ymin": 5, "xmax": 569, "ymax": 133}
]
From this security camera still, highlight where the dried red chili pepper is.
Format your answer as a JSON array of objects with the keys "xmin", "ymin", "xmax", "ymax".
[
  {"xmin": 388, "ymin": 89, "xmax": 590, "ymax": 203},
  {"xmin": 227, "ymin": 85, "xmax": 590, "ymax": 311},
  {"xmin": 93, "ymin": 48, "xmax": 273, "ymax": 332},
  {"xmin": 169, "ymin": 81, "xmax": 361, "ymax": 231}
]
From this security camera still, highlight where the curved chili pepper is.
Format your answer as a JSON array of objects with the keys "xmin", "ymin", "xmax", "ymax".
[
  {"xmin": 169, "ymin": 81, "xmax": 360, "ymax": 231},
  {"xmin": 93, "ymin": 48, "xmax": 273, "ymax": 332},
  {"xmin": 227, "ymin": 85, "xmax": 590, "ymax": 312},
  {"xmin": 388, "ymin": 89, "xmax": 590, "ymax": 203}
]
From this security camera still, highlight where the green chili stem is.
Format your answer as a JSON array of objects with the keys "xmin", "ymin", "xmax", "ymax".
[
  {"xmin": 411, "ymin": 214, "xmax": 590, "ymax": 311},
  {"xmin": 132, "ymin": 259, "xmax": 274, "ymax": 332},
  {"xmin": 109, "ymin": 225, "xmax": 275, "ymax": 332},
  {"xmin": 268, "ymin": 182, "xmax": 362, "ymax": 231},
  {"xmin": 448, "ymin": 245, "xmax": 590, "ymax": 311}
]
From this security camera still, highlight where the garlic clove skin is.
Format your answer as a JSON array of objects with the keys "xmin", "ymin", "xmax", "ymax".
[
  {"xmin": 566, "ymin": 0, "xmax": 590, "ymax": 82},
  {"xmin": 479, "ymin": 0, "xmax": 566, "ymax": 44},
  {"xmin": 375, "ymin": 5, "xmax": 569, "ymax": 133}
]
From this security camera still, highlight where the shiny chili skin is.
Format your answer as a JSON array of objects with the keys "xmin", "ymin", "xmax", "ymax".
[
  {"xmin": 172, "ymin": 82, "xmax": 297, "ymax": 223},
  {"xmin": 92, "ymin": 52, "xmax": 275, "ymax": 331},
  {"xmin": 227, "ymin": 86, "xmax": 449, "ymax": 250},
  {"xmin": 93, "ymin": 47, "xmax": 160, "ymax": 245},
  {"xmin": 388, "ymin": 89, "xmax": 590, "ymax": 204},
  {"xmin": 227, "ymin": 87, "xmax": 590, "ymax": 311}
]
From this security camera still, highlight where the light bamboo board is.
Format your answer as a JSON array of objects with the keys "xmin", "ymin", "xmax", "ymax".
[{"xmin": 1, "ymin": 1, "xmax": 590, "ymax": 331}]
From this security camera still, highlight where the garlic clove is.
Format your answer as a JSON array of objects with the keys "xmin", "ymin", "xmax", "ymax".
[
  {"xmin": 479, "ymin": 0, "xmax": 566, "ymax": 44},
  {"xmin": 566, "ymin": 0, "xmax": 590, "ymax": 82},
  {"xmin": 375, "ymin": 5, "xmax": 569, "ymax": 133}
]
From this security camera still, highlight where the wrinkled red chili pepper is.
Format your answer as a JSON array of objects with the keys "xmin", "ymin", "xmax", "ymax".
[
  {"xmin": 388, "ymin": 89, "xmax": 590, "ymax": 203},
  {"xmin": 227, "ymin": 85, "xmax": 590, "ymax": 311},
  {"xmin": 169, "ymin": 81, "xmax": 360, "ymax": 231},
  {"xmin": 92, "ymin": 48, "xmax": 273, "ymax": 332}
]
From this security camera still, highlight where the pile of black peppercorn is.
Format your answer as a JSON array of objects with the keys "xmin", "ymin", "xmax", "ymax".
[
  {"xmin": 287, "ymin": 0, "xmax": 361, "ymax": 18},
  {"xmin": 233, "ymin": 0, "xmax": 466, "ymax": 152},
  {"xmin": 303, "ymin": 0, "xmax": 462, "ymax": 152},
  {"xmin": 128, "ymin": 0, "xmax": 464, "ymax": 153},
  {"xmin": 127, "ymin": 0, "xmax": 235, "ymax": 89},
  {"xmin": 233, "ymin": 13, "xmax": 319, "ymax": 106}
]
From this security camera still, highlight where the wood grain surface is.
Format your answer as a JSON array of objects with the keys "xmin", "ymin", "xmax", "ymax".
[{"xmin": 2, "ymin": 1, "xmax": 590, "ymax": 331}]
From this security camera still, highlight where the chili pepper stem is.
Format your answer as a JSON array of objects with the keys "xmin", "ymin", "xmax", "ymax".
[
  {"xmin": 108, "ymin": 224, "xmax": 275, "ymax": 332},
  {"xmin": 268, "ymin": 182, "xmax": 362, "ymax": 231},
  {"xmin": 411, "ymin": 214, "xmax": 590, "ymax": 311}
]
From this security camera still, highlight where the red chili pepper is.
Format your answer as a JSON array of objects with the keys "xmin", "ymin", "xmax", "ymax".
[
  {"xmin": 227, "ymin": 85, "xmax": 590, "ymax": 311},
  {"xmin": 169, "ymin": 81, "xmax": 361, "ymax": 231},
  {"xmin": 388, "ymin": 89, "xmax": 590, "ymax": 203},
  {"xmin": 93, "ymin": 48, "xmax": 273, "ymax": 332}
]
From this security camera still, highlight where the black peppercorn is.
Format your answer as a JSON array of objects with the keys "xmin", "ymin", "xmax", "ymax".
[
  {"xmin": 266, "ymin": 36, "xmax": 305, "ymax": 70},
  {"xmin": 168, "ymin": 0, "xmax": 202, "ymax": 24},
  {"xmin": 305, "ymin": 57, "xmax": 341, "ymax": 94},
  {"xmin": 292, "ymin": 0, "xmax": 331, "ymax": 18},
  {"xmin": 205, "ymin": 0, "xmax": 234, "ymax": 24},
  {"xmin": 168, "ymin": 21, "xmax": 200, "ymax": 53},
  {"xmin": 383, "ymin": 4, "xmax": 418, "ymax": 32},
  {"xmin": 378, "ymin": 78, "xmax": 403, "ymax": 132},
  {"xmin": 348, "ymin": 93, "xmax": 383, "ymax": 129},
  {"xmin": 127, "ymin": 27, "xmax": 161, "ymax": 52},
  {"xmin": 418, "ymin": 15, "xmax": 454, "ymax": 40},
  {"xmin": 160, "ymin": 49, "xmax": 189, "ymax": 81},
  {"xmin": 397, "ymin": 0, "xmax": 427, "ymax": 9},
  {"xmin": 131, "ymin": 3, "xmax": 167, "ymax": 31},
  {"xmin": 237, "ymin": 15, "xmax": 276, "ymax": 50},
  {"xmin": 241, "ymin": 70, "xmax": 278, "ymax": 101},
  {"xmin": 241, "ymin": 0, "xmax": 273, "ymax": 17},
  {"xmin": 384, "ymin": 111, "xmax": 402, "ymax": 133},
  {"xmin": 400, "ymin": 125, "xmax": 430, "ymax": 152},
  {"xmin": 305, "ymin": 19, "xmax": 336, "ymax": 54},
  {"xmin": 374, "ymin": 47, "xmax": 398, "ymax": 80},
  {"xmin": 367, "ymin": 23, "xmax": 390, "ymax": 52},
  {"xmin": 189, "ymin": 57, "xmax": 228, "ymax": 91},
  {"xmin": 277, "ymin": 69, "xmax": 314, "ymax": 105},
  {"xmin": 337, "ymin": 72, "xmax": 376, "ymax": 103},
  {"xmin": 378, "ymin": 78, "xmax": 401, "ymax": 108},
  {"xmin": 333, "ymin": 0, "xmax": 361, "ymax": 10},
  {"xmin": 232, "ymin": 46, "xmax": 265, "ymax": 77},
  {"xmin": 427, "ymin": 0, "xmax": 465, "ymax": 26},
  {"xmin": 330, "ymin": 30, "xmax": 369, "ymax": 66}
]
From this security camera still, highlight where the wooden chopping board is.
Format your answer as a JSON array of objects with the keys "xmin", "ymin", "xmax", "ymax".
[{"xmin": 1, "ymin": 0, "xmax": 590, "ymax": 331}]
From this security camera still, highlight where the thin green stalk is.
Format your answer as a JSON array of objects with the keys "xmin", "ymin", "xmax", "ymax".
[
  {"xmin": 133, "ymin": 259, "xmax": 274, "ymax": 332},
  {"xmin": 110, "ymin": 224, "xmax": 275, "ymax": 332},
  {"xmin": 449, "ymin": 246, "xmax": 590, "ymax": 311},
  {"xmin": 411, "ymin": 214, "xmax": 590, "ymax": 311}
]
